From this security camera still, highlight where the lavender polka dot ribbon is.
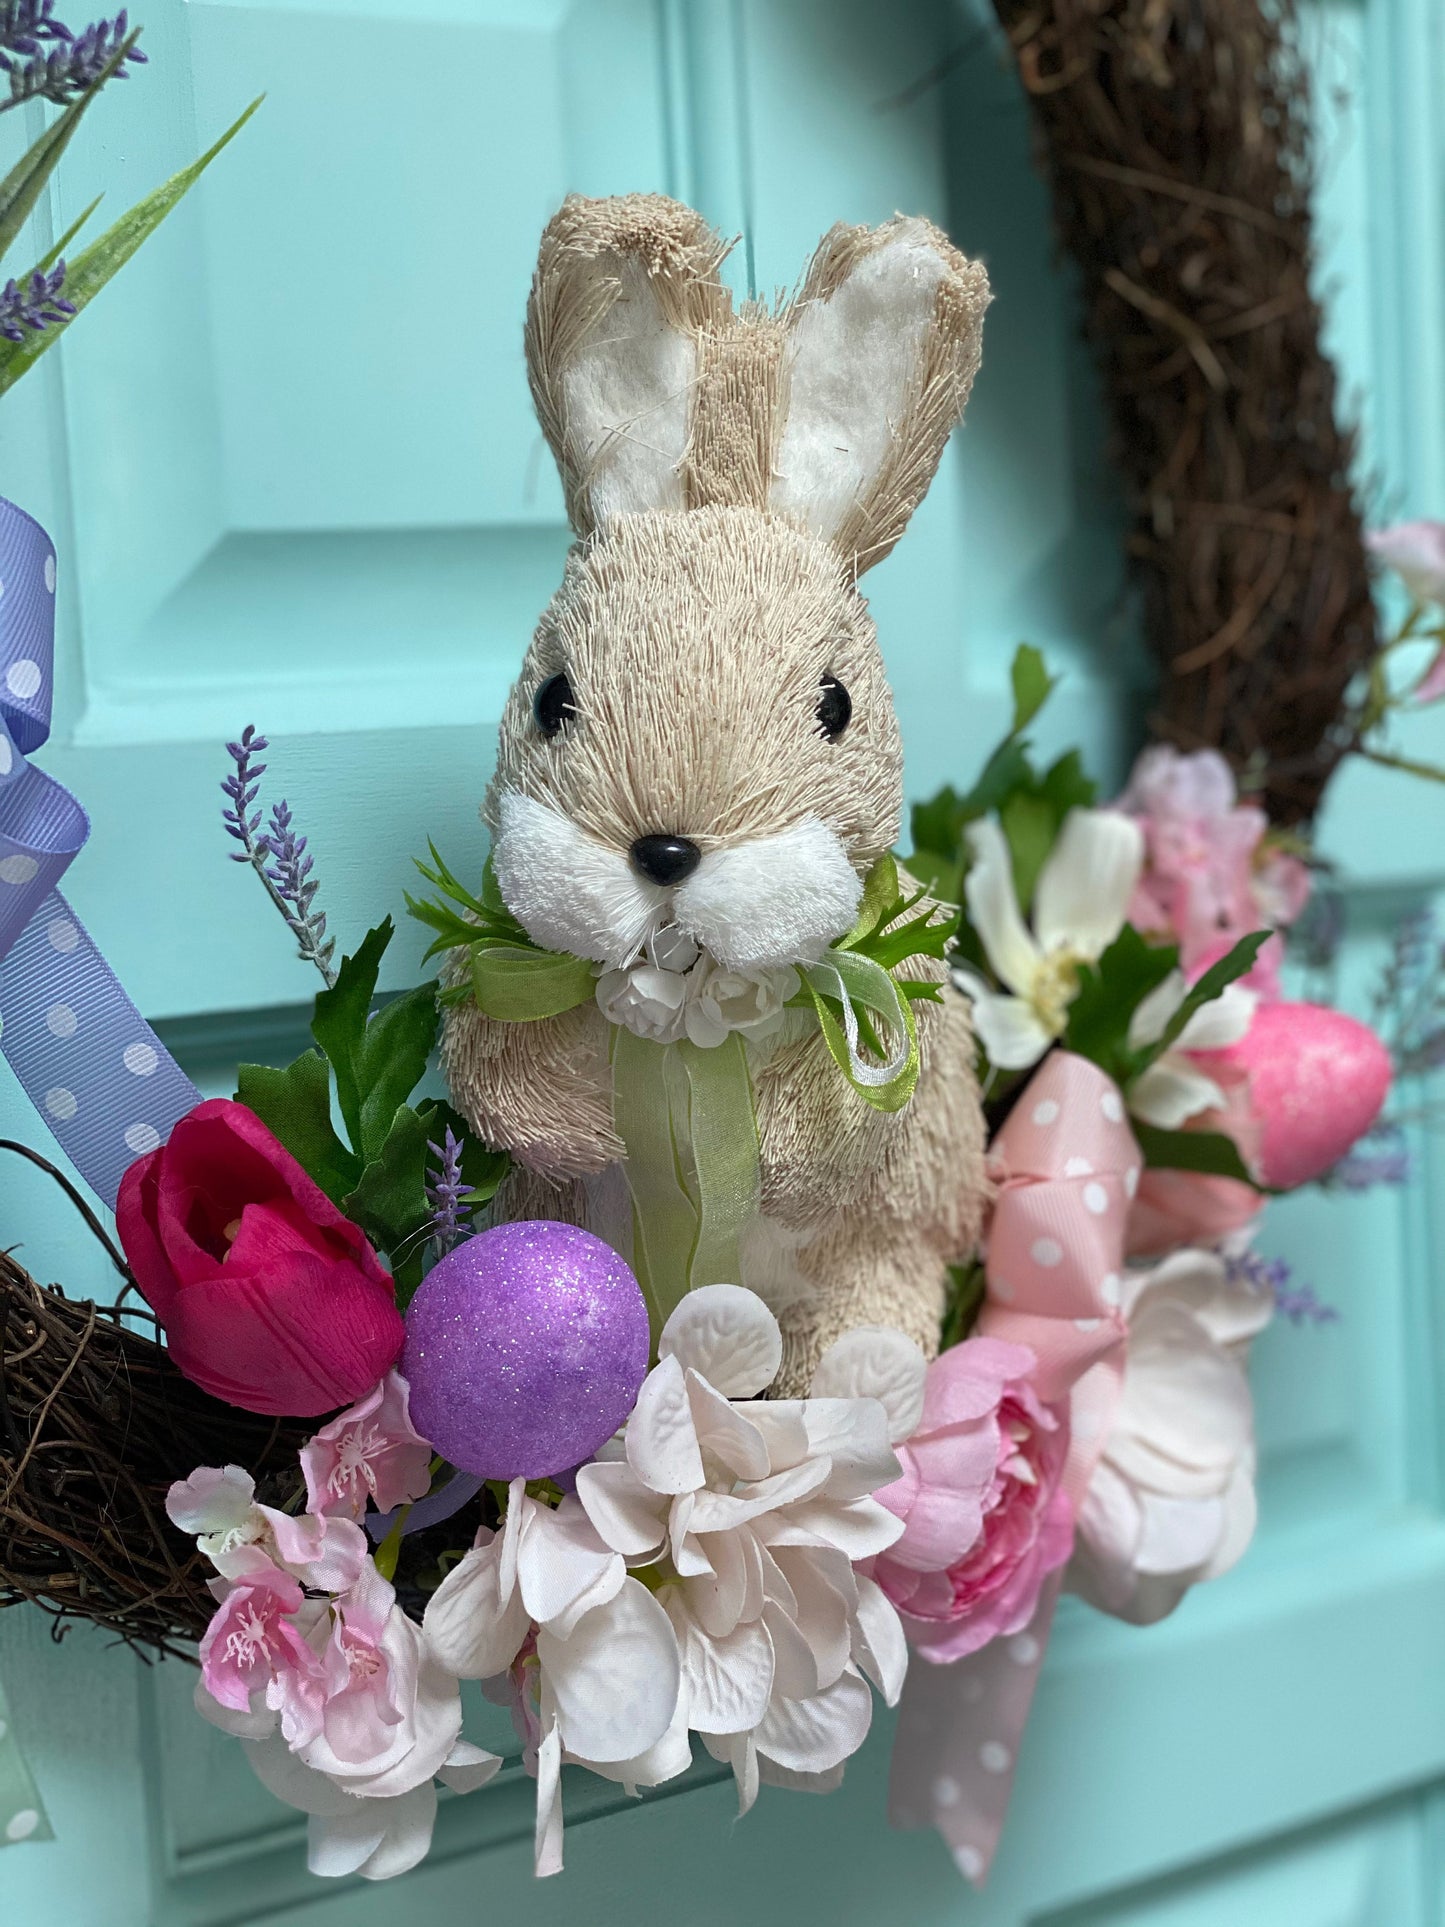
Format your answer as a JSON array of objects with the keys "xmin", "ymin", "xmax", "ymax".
[{"xmin": 0, "ymin": 494, "xmax": 200, "ymax": 1209}]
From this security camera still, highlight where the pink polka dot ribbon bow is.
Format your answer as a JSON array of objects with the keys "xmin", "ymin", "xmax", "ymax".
[{"xmin": 889, "ymin": 1051, "xmax": 1140, "ymax": 1887}]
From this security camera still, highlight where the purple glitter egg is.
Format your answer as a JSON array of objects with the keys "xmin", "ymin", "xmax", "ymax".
[{"xmin": 401, "ymin": 1221, "xmax": 650, "ymax": 1479}]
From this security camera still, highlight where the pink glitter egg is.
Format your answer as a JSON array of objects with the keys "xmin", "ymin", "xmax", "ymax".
[
  {"xmin": 401, "ymin": 1221, "xmax": 649, "ymax": 1479},
  {"xmin": 1203, "ymin": 1000, "xmax": 1392, "ymax": 1191}
]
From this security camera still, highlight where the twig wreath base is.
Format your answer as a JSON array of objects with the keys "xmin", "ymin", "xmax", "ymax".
[{"xmin": 991, "ymin": 0, "xmax": 1377, "ymax": 825}]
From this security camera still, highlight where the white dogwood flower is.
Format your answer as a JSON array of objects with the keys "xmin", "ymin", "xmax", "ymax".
[
  {"xmin": 1068, "ymin": 1248, "xmax": 1272, "ymax": 1625},
  {"xmin": 953, "ymin": 808, "xmax": 1144, "ymax": 1070},
  {"xmin": 1127, "ymin": 971, "xmax": 1257, "ymax": 1128},
  {"xmin": 575, "ymin": 1286, "xmax": 916, "ymax": 1810}
]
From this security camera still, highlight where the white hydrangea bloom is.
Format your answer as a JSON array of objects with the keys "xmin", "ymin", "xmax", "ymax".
[{"xmin": 575, "ymin": 1286, "xmax": 918, "ymax": 1810}]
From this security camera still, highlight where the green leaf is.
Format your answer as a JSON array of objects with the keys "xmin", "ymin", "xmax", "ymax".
[
  {"xmin": 1144, "ymin": 931, "xmax": 1270, "ymax": 1066},
  {"xmin": 355, "ymin": 981, "xmax": 441, "ymax": 1161},
  {"xmin": 903, "ymin": 845, "xmax": 962, "ymax": 907},
  {"xmin": 0, "ymin": 95, "xmax": 262, "ymax": 396},
  {"xmin": 1064, "ymin": 926, "xmax": 1179, "ymax": 1081},
  {"xmin": 310, "ymin": 920, "xmax": 394, "ymax": 1152},
  {"xmin": 344, "ymin": 1102, "xmax": 435, "ymax": 1303},
  {"xmin": 939, "ymin": 1259, "xmax": 987, "ymax": 1352},
  {"xmin": 1132, "ymin": 1119, "xmax": 1262, "ymax": 1188},
  {"xmin": 236, "ymin": 1050, "xmax": 360, "ymax": 1205},
  {"xmin": 841, "ymin": 851, "xmax": 900, "ymax": 949},
  {"xmin": 1010, "ymin": 643, "xmax": 1057, "ymax": 733},
  {"xmin": 1039, "ymin": 748, "xmax": 1097, "ymax": 819},
  {"xmin": 999, "ymin": 788, "xmax": 1057, "ymax": 911},
  {"xmin": 31, "ymin": 193, "xmax": 101, "ymax": 274},
  {"xmin": 909, "ymin": 785, "xmax": 966, "ymax": 861},
  {"xmin": 0, "ymin": 32, "xmax": 136, "ymax": 266}
]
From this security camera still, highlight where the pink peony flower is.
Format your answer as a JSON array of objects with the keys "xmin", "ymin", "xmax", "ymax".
[
  {"xmin": 302, "ymin": 1373, "xmax": 435, "ymax": 1521},
  {"xmin": 199, "ymin": 1558, "xmax": 323, "ymax": 1718},
  {"xmin": 1367, "ymin": 520, "xmax": 1445, "ymax": 605},
  {"xmin": 870, "ymin": 1337, "xmax": 1074, "ymax": 1662},
  {"xmin": 1116, "ymin": 746, "xmax": 1310, "ymax": 995}
]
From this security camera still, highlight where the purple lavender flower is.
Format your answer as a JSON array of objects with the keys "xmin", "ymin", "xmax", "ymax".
[
  {"xmin": 220, "ymin": 725, "xmax": 337, "ymax": 987},
  {"xmin": 263, "ymin": 797, "xmax": 335, "ymax": 984},
  {"xmin": 0, "ymin": 5, "xmax": 143, "ymax": 109},
  {"xmin": 425, "ymin": 1126, "xmax": 472, "ymax": 1257},
  {"xmin": 1329, "ymin": 1124, "xmax": 1411, "ymax": 1191},
  {"xmin": 1227, "ymin": 1249, "xmax": 1338, "ymax": 1326},
  {"xmin": 0, "ymin": 262, "xmax": 75, "ymax": 343}
]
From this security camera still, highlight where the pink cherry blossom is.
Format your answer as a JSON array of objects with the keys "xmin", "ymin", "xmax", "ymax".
[
  {"xmin": 167, "ymin": 1461, "xmax": 368, "ymax": 1592},
  {"xmin": 1367, "ymin": 520, "xmax": 1445, "ymax": 605},
  {"xmin": 1115, "ymin": 745, "xmax": 1310, "ymax": 995},
  {"xmin": 870, "ymin": 1337, "xmax": 1074, "ymax": 1662},
  {"xmin": 199, "ymin": 1559, "xmax": 322, "ymax": 1716},
  {"xmin": 301, "ymin": 1373, "xmax": 434, "ymax": 1521}
]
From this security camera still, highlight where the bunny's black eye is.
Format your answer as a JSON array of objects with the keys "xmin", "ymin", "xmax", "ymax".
[
  {"xmin": 817, "ymin": 673, "xmax": 852, "ymax": 741},
  {"xmin": 534, "ymin": 673, "xmax": 577, "ymax": 739}
]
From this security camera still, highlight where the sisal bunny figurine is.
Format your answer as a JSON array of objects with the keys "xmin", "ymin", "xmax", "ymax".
[{"xmin": 443, "ymin": 193, "xmax": 991, "ymax": 1393}]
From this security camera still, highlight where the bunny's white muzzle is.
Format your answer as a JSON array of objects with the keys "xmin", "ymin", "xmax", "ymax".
[{"xmin": 491, "ymin": 791, "xmax": 863, "ymax": 972}]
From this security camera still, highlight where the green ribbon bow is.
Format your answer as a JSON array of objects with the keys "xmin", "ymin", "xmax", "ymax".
[{"xmin": 410, "ymin": 848, "xmax": 955, "ymax": 1336}]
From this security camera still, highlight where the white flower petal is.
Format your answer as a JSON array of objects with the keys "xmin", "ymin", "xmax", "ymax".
[
  {"xmin": 763, "ymin": 1599, "xmax": 820, "ymax": 1699},
  {"xmin": 534, "ymin": 1718, "xmax": 564, "ymax": 1878},
  {"xmin": 1201, "ymin": 1458, "xmax": 1258, "ymax": 1581},
  {"xmin": 685, "ymin": 1528, "xmax": 751, "ymax": 1639},
  {"xmin": 809, "ymin": 1328, "xmax": 927, "ymax": 1444},
  {"xmin": 438, "ymin": 1740, "xmax": 504, "ymax": 1795},
  {"xmin": 574, "ymin": 1460, "xmax": 669, "ymax": 1559},
  {"xmin": 967, "ymin": 987, "xmax": 1057, "ymax": 1071},
  {"xmin": 626, "ymin": 1354, "xmax": 705, "ymax": 1495},
  {"xmin": 687, "ymin": 1457, "xmax": 832, "ymax": 1535},
  {"xmin": 517, "ymin": 1496, "xmax": 624, "ymax": 1635},
  {"xmin": 770, "ymin": 1549, "xmax": 850, "ymax": 1691},
  {"xmin": 795, "ymin": 1397, "xmax": 901, "ymax": 1498},
  {"xmin": 659, "ymin": 1284, "xmax": 783, "ymax": 1397},
  {"xmin": 685, "ymin": 1370, "xmax": 773, "ymax": 1482},
  {"xmin": 166, "ymin": 1463, "xmax": 256, "ymax": 1537},
  {"xmin": 964, "ymin": 818, "xmax": 1042, "ymax": 995},
  {"xmin": 1127, "ymin": 970, "xmax": 1185, "ymax": 1050},
  {"xmin": 702, "ymin": 1728, "xmax": 760, "ymax": 1817},
  {"xmin": 423, "ymin": 1534, "xmax": 531, "ymax": 1680},
  {"xmin": 320, "ymin": 1782, "xmax": 438, "ymax": 1883},
  {"xmin": 664, "ymin": 1590, "xmax": 774, "ymax": 1734},
  {"xmin": 1135, "ymin": 1491, "xmax": 1225, "ymax": 1577},
  {"xmin": 851, "ymin": 1573, "xmax": 908, "ymax": 1707},
  {"xmin": 1175, "ymin": 982, "xmax": 1257, "ymax": 1051},
  {"xmin": 578, "ymin": 1684, "xmax": 694, "ymax": 1791},
  {"xmin": 757, "ymin": 1756, "xmax": 848, "ymax": 1796},
  {"xmin": 754, "ymin": 1664, "xmax": 873, "ymax": 1775},
  {"xmin": 1130, "ymin": 1059, "xmax": 1226, "ymax": 1130},
  {"xmin": 1033, "ymin": 808, "xmax": 1143, "ymax": 959},
  {"xmin": 762, "ymin": 1495, "xmax": 905, "ymax": 1561},
  {"xmin": 537, "ymin": 1577, "xmax": 681, "ymax": 1764}
]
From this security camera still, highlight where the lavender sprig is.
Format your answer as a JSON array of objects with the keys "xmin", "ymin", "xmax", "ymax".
[
  {"xmin": 0, "ymin": 6, "xmax": 143, "ymax": 108},
  {"xmin": 0, "ymin": 262, "xmax": 73, "ymax": 343},
  {"xmin": 263, "ymin": 797, "xmax": 336, "ymax": 985},
  {"xmin": 0, "ymin": 0, "xmax": 71, "ymax": 60},
  {"xmin": 1228, "ymin": 1250, "xmax": 1338, "ymax": 1327},
  {"xmin": 425, "ymin": 1126, "xmax": 472, "ymax": 1258},
  {"xmin": 221, "ymin": 725, "xmax": 337, "ymax": 988},
  {"xmin": 1328, "ymin": 1123, "xmax": 1411, "ymax": 1192}
]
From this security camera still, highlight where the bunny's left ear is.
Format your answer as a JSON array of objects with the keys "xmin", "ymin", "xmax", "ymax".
[{"xmin": 771, "ymin": 217, "xmax": 991, "ymax": 577}]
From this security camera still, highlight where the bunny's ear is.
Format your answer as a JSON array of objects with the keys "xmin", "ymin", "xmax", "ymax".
[
  {"xmin": 526, "ymin": 194, "xmax": 732, "ymax": 538},
  {"xmin": 771, "ymin": 217, "xmax": 991, "ymax": 577}
]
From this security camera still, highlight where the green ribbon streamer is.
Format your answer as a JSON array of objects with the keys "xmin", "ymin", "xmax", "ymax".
[
  {"xmin": 0, "ymin": 1667, "xmax": 51, "ymax": 1848},
  {"xmin": 799, "ymin": 948, "xmax": 921, "ymax": 1114},
  {"xmin": 468, "ymin": 942, "xmax": 596, "ymax": 1023},
  {"xmin": 609, "ymin": 1028, "xmax": 760, "ymax": 1336}
]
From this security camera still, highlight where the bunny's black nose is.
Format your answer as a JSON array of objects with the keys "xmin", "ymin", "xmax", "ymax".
[{"xmin": 630, "ymin": 834, "xmax": 702, "ymax": 887}]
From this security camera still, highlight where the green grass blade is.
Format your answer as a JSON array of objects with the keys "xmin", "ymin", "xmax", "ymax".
[
  {"xmin": 0, "ymin": 31, "xmax": 139, "ymax": 264},
  {"xmin": 31, "ymin": 192, "xmax": 102, "ymax": 272},
  {"xmin": 0, "ymin": 95, "xmax": 261, "ymax": 397}
]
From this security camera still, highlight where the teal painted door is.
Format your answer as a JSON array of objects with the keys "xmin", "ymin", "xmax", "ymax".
[{"xmin": 2, "ymin": 1, "xmax": 1443, "ymax": 1921}]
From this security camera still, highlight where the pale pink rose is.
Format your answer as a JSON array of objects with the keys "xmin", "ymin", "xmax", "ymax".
[
  {"xmin": 198, "ymin": 1558, "xmax": 323, "ymax": 1717},
  {"xmin": 870, "ymin": 1337, "xmax": 1074, "ymax": 1662},
  {"xmin": 301, "ymin": 1372, "xmax": 434, "ymax": 1521},
  {"xmin": 1367, "ymin": 520, "xmax": 1445, "ymax": 605}
]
